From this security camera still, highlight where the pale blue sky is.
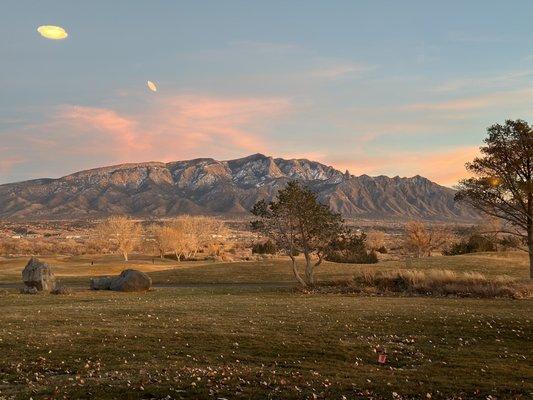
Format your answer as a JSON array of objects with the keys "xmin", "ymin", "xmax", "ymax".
[{"xmin": 1, "ymin": 1, "xmax": 532, "ymax": 185}]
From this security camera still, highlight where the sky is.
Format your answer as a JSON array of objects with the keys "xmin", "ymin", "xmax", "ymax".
[{"xmin": 1, "ymin": 1, "xmax": 533, "ymax": 187}]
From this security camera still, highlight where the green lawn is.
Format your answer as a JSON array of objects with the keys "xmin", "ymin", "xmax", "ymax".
[{"xmin": 0, "ymin": 252, "xmax": 531, "ymax": 399}]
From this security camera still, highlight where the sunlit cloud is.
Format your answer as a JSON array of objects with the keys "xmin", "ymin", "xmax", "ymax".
[
  {"xmin": 37, "ymin": 25, "xmax": 68, "ymax": 40},
  {"xmin": 327, "ymin": 146, "xmax": 480, "ymax": 187},
  {"xmin": 3, "ymin": 95, "xmax": 292, "ymax": 180}
]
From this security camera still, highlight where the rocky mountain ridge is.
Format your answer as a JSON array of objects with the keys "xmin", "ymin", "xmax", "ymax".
[{"xmin": 0, "ymin": 153, "xmax": 477, "ymax": 221}]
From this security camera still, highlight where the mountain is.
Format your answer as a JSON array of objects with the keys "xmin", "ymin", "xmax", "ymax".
[{"xmin": 0, "ymin": 154, "xmax": 477, "ymax": 221}]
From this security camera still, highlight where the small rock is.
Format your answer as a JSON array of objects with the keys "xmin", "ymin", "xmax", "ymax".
[{"xmin": 20, "ymin": 286, "xmax": 38, "ymax": 295}]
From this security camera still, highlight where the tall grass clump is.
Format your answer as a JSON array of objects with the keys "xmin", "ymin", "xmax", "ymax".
[{"xmin": 310, "ymin": 269, "xmax": 532, "ymax": 299}]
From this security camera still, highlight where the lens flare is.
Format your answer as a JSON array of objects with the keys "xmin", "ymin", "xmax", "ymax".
[
  {"xmin": 489, "ymin": 177, "xmax": 501, "ymax": 187},
  {"xmin": 37, "ymin": 25, "xmax": 68, "ymax": 40},
  {"xmin": 147, "ymin": 81, "xmax": 158, "ymax": 92}
]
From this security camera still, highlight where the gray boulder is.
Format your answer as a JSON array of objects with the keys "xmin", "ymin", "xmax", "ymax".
[
  {"xmin": 90, "ymin": 269, "xmax": 151, "ymax": 292},
  {"xmin": 90, "ymin": 276, "xmax": 113, "ymax": 290},
  {"xmin": 22, "ymin": 257, "xmax": 56, "ymax": 292},
  {"xmin": 109, "ymin": 269, "xmax": 152, "ymax": 292}
]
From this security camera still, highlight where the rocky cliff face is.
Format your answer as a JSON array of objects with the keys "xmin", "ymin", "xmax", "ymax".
[{"xmin": 0, "ymin": 153, "xmax": 477, "ymax": 221}]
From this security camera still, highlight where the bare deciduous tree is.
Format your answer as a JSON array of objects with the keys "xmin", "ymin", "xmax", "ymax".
[
  {"xmin": 165, "ymin": 216, "xmax": 227, "ymax": 260},
  {"xmin": 98, "ymin": 216, "xmax": 142, "ymax": 261},
  {"xmin": 150, "ymin": 224, "xmax": 178, "ymax": 259},
  {"xmin": 404, "ymin": 221, "xmax": 451, "ymax": 258}
]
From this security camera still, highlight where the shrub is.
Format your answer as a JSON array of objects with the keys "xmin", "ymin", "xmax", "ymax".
[
  {"xmin": 252, "ymin": 240, "xmax": 277, "ymax": 255},
  {"xmin": 307, "ymin": 269, "xmax": 532, "ymax": 299},
  {"xmin": 376, "ymin": 246, "xmax": 388, "ymax": 254},
  {"xmin": 51, "ymin": 286, "xmax": 72, "ymax": 295},
  {"xmin": 325, "ymin": 232, "xmax": 378, "ymax": 264},
  {"xmin": 443, "ymin": 234, "xmax": 497, "ymax": 255}
]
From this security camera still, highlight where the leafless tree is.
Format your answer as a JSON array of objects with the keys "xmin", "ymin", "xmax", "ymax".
[
  {"xmin": 98, "ymin": 216, "xmax": 142, "ymax": 261},
  {"xmin": 404, "ymin": 221, "xmax": 452, "ymax": 258}
]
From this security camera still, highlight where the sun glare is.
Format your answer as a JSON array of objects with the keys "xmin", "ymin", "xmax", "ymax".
[{"xmin": 37, "ymin": 25, "xmax": 68, "ymax": 40}]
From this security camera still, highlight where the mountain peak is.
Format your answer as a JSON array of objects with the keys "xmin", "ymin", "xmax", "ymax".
[{"xmin": 0, "ymin": 154, "xmax": 477, "ymax": 221}]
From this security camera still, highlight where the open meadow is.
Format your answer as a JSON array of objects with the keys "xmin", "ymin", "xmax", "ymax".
[{"xmin": 0, "ymin": 252, "xmax": 532, "ymax": 399}]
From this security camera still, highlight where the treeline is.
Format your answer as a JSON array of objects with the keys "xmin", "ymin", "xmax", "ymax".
[{"xmin": 0, "ymin": 216, "xmax": 230, "ymax": 261}]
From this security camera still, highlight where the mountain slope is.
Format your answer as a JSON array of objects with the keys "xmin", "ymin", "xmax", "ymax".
[{"xmin": 0, "ymin": 154, "xmax": 477, "ymax": 221}]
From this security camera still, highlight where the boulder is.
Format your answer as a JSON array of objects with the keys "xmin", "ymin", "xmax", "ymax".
[
  {"xmin": 22, "ymin": 257, "xmax": 56, "ymax": 292},
  {"xmin": 90, "ymin": 269, "xmax": 151, "ymax": 292},
  {"xmin": 90, "ymin": 277, "xmax": 113, "ymax": 290},
  {"xmin": 109, "ymin": 269, "xmax": 152, "ymax": 292}
]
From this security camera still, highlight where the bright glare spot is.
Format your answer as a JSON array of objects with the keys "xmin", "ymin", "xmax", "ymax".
[
  {"xmin": 147, "ymin": 81, "xmax": 158, "ymax": 92},
  {"xmin": 37, "ymin": 25, "xmax": 68, "ymax": 40},
  {"xmin": 489, "ymin": 177, "xmax": 501, "ymax": 187}
]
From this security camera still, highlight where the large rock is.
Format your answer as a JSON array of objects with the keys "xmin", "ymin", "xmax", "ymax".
[
  {"xmin": 22, "ymin": 257, "xmax": 56, "ymax": 292},
  {"xmin": 90, "ymin": 269, "xmax": 151, "ymax": 292},
  {"xmin": 90, "ymin": 277, "xmax": 113, "ymax": 290}
]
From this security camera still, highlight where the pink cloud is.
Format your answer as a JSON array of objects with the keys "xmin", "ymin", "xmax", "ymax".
[
  {"xmin": 0, "ymin": 156, "xmax": 25, "ymax": 175},
  {"xmin": 32, "ymin": 95, "xmax": 291, "ymax": 165},
  {"xmin": 328, "ymin": 146, "xmax": 480, "ymax": 187}
]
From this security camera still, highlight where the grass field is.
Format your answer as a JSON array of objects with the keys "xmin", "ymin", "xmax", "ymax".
[{"xmin": 0, "ymin": 252, "xmax": 532, "ymax": 399}]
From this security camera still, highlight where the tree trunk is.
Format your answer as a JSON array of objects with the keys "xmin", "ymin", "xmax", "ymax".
[
  {"xmin": 290, "ymin": 254, "xmax": 306, "ymax": 287},
  {"xmin": 528, "ymin": 224, "xmax": 533, "ymax": 280},
  {"xmin": 304, "ymin": 251, "xmax": 314, "ymax": 285}
]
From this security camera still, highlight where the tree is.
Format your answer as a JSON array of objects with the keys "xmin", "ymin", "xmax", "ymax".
[
  {"xmin": 404, "ymin": 221, "xmax": 451, "ymax": 258},
  {"xmin": 98, "ymin": 216, "xmax": 142, "ymax": 261},
  {"xmin": 251, "ymin": 181, "xmax": 344, "ymax": 286},
  {"xmin": 455, "ymin": 120, "xmax": 533, "ymax": 279},
  {"xmin": 149, "ymin": 224, "xmax": 178, "ymax": 259},
  {"xmin": 169, "ymin": 216, "xmax": 226, "ymax": 260}
]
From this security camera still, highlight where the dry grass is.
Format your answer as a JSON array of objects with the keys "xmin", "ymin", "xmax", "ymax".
[
  {"xmin": 311, "ymin": 268, "xmax": 533, "ymax": 299},
  {"xmin": 0, "ymin": 288, "xmax": 531, "ymax": 399}
]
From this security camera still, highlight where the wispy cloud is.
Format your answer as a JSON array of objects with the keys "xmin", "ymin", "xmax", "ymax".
[
  {"xmin": 434, "ymin": 70, "xmax": 533, "ymax": 93},
  {"xmin": 3, "ymin": 95, "xmax": 292, "ymax": 179},
  {"xmin": 0, "ymin": 155, "xmax": 25, "ymax": 175},
  {"xmin": 306, "ymin": 62, "xmax": 372, "ymax": 79},
  {"xmin": 402, "ymin": 87, "xmax": 533, "ymax": 112}
]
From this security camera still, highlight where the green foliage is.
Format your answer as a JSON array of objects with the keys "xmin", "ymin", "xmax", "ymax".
[
  {"xmin": 455, "ymin": 119, "xmax": 533, "ymax": 277},
  {"xmin": 251, "ymin": 180, "xmax": 346, "ymax": 285},
  {"xmin": 325, "ymin": 232, "xmax": 378, "ymax": 264}
]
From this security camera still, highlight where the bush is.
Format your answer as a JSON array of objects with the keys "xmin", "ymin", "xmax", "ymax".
[
  {"xmin": 51, "ymin": 286, "xmax": 72, "ymax": 295},
  {"xmin": 307, "ymin": 269, "xmax": 532, "ymax": 299},
  {"xmin": 252, "ymin": 240, "xmax": 277, "ymax": 255},
  {"xmin": 443, "ymin": 234, "xmax": 497, "ymax": 255},
  {"xmin": 376, "ymin": 246, "xmax": 388, "ymax": 254},
  {"xmin": 325, "ymin": 232, "xmax": 378, "ymax": 264}
]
